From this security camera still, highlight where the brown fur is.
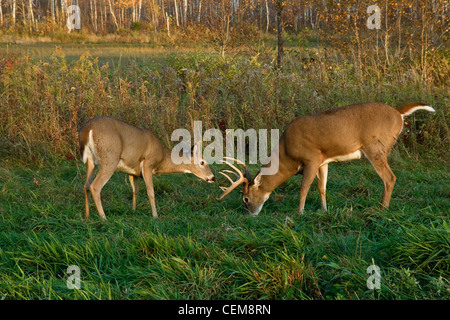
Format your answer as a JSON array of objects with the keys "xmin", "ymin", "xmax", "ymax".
[
  {"xmin": 78, "ymin": 116, "xmax": 215, "ymax": 220},
  {"xmin": 220, "ymin": 102, "xmax": 435, "ymax": 215}
]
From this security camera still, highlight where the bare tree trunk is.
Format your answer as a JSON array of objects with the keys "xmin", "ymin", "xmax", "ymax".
[
  {"xmin": 183, "ymin": 0, "xmax": 187, "ymax": 27},
  {"xmin": 0, "ymin": 0, "xmax": 3, "ymax": 26},
  {"xmin": 384, "ymin": 0, "xmax": 390, "ymax": 67},
  {"xmin": 161, "ymin": 0, "xmax": 166, "ymax": 23},
  {"xmin": 28, "ymin": 0, "xmax": 35, "ymax": 31},
  {"xmin": 50, "ymin": 0, "xmax": 55, "ymax": 23},
  {"xmin": 12, "ymin": 0, "xmax": 16, "ymax": 27},
  {"xmin": 174, "ymin": 0, "xmax": 179, "ymax": 27},
  {"xmin": 61, "ymin": 0, "xmax": 67, "ymax": 27},
  {"xmin": 198, "ymin": 0, "xmax": 201, "ymax": 23},
  {"xmin": 265, "ymin": 0, "xmax": 269, "ymax": 32},
  {"xmin": 151, "ymin": 0, "xmax": 157, "ymax": 30},
  {"xmin": 138, "ymin": 0, "xmax": 142, "ymax": 21},
  {"xmin": 108, "ymin": 0, "xmax": 119, "ymax": 30},
  {"xmin": 94, "ymin": 0, "xmax": 98, "ymax": 32},
  {"xmin": 22, "ymin": 0, "xmax": 26, "ymax": 27},
  {"xmin": 166, "ymin": 11, "xmax": 170, "ymax": 36},
  {"xmin": 275, "ymin": 0, "xmax": 283, "ymax": 69},
  {"xmin": 90, "ymin": 0, "xmax": 98, "ymax": 32}
]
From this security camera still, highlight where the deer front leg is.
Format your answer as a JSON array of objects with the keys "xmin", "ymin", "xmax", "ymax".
[
  {"xmin": 128, "ymin": 175, "xmax": 139, "ymax": 210},
  {"xmin": 316, "ymin": 164, "xmax": 328, "ymax": 211},
  {"xmin": 298, "ymin": 162, "xmax": 320, "ymax": 214},
  {"xmin": 141, "ymin": 163, "xmax": 158, "ymax": 218}
]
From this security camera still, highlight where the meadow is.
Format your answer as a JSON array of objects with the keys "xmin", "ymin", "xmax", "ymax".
[{"xmin": 0, "ymin": 32, "xmax": 449, "ymax": 300}]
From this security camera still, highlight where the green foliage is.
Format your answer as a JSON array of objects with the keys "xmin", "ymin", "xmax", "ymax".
[
  {"xmin": 0, "ymin": 159, "xmax": 448, "ymax": 300},
  {"xmin": 0, "ymin": 42, "xmax": 448, "ymax": 164}
]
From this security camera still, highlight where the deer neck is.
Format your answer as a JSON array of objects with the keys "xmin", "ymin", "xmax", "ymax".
[
  {"xmin": 257, "ymin": 142, "xmax": 299, "ymax": 194},
  {"xmin": 154, "ymin": 147, "xmax": 192, "ymax": 174},
  {"xmin": 258, "ymin": 163, "xmax": 297, "ymax": 193}
]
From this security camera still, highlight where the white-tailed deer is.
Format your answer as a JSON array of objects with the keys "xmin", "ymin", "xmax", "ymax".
[
  {"xmin": 218, "ymin": 102, "xmax": 435, "ymax": 215},
  {"xmin": 79, "ymin": 116, "xmax": 215, "ymax": 220}
]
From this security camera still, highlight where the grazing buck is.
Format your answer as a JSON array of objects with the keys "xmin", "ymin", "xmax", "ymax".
[
  {"xmin": 218, "ymin": 102, "xmax": 435, "ymax": 215},
  {"xmin": 79, "ymin": 116, "xmax": 215, "ymax": 220}
]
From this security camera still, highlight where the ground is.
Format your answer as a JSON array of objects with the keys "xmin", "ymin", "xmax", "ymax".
[{"xmin": 0, "ymin": 157, "xmax": 448, "ymax": 299}]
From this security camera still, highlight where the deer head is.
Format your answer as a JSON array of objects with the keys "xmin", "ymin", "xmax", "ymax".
[{"xmin": 218, "ymin": 157, "xmax": 270, "ymax": 215}]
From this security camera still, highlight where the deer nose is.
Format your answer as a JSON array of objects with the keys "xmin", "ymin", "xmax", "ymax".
[{"xmin": 207, "ymin": 176, "xmax": 215, "ymax": 183}]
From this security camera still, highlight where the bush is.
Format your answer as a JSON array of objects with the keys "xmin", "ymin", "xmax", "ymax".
[{"xmin": 0, "ymin": 45, "xmax": 448, "ymax": 165}]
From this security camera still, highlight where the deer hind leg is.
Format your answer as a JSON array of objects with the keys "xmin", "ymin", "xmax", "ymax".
[
  {"xmin": 362, "ymin": 146, "xmax": 396, "ymax": 209},
  {"xmin": 141, "ymin": 163, "xmax": 158, "ymax": 218},
  {"xmin": 316, "ymin": 164, "xmax": 328, "ymax": 211},
  {"xmin": 298, "ymin": 161, "xmax": 321, "ymax": 214},
  {"xmin": 83, "ymin": 159, "xmax": 96, "ymax": 221},
  {"xmin": 128, "ymin": 175, "xmax": 139, "ymax": 210},
  {"xmin": 89, "ymin": 165, "xmax": 117, "ymax": 220}
]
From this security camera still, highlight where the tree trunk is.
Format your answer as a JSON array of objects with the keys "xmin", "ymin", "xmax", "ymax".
[
  {"xmin": 12, "ymin": 0, "xmax": 16, "ymax": 26},
  {"xmin": 166, "ymin": 11, "xmax": 170, "ymax": 36},
  {"xmin": 28, "ymin": 0, "xmax": 35, "ymax": 31},
  {"xmin": 94, "ymin": 0, "xmax": 98, "ymax": 32},
  {"xmin": 183, "ymin": 0, "xmax": 187, "ymax": 27},
  {"xmin": 108, "ymin": 0, "xmax": 119, "ymax": 30},
  {"xmin": 0, "ymin": 0, "xmax": 3, "ymax": 26},
  {"xmin": 50, "ymin": 0, "xmax": 55, "ymax": 23},
  {"xmin": 138, "ymin": 0, "xmax": 142, "ymax": 21},
  {"xmin": 275, "ymin": 0, "xmax": 283, "ymax": 69},
  {"xmin": 174, "ymin": 0, "xmax": 179, "ymax": 27}
]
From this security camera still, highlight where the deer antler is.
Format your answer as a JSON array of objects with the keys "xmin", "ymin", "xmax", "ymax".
[{"xmin": 218, "ymin": 157, "xmax": 251, "ymax": 201}]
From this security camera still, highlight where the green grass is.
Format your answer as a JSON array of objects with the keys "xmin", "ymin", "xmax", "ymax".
[
  {"xmin": 0, "ymin": 157, "xmax": 448, "ymax": 300},
  {"xmin": 0, "ymin": 41, "xmax": 211, "ymax": 66}
]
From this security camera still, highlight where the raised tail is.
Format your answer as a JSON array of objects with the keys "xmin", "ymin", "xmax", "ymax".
[
  {"xmin": 397, "ymin": 102, "xmax": 435, "ymax": 117},
  {"xmin": 78, "ymin": 126, "xmax": 97, "ymax": 165}
]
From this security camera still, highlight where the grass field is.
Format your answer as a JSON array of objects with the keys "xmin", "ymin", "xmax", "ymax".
[
  {"xmin": 0, "ymin": 156, "xmax": 448, "ymax": 299},
  {"xmin": 0, "ymin": 36, "xmax": 449, "ymax": 300}
]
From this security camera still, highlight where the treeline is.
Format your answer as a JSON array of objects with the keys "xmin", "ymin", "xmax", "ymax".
[{"xmin": 0, "ymin": 0, "xmax": 447, "ymax": 39}]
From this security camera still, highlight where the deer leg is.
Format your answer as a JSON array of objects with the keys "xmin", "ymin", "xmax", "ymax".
[
  {"xmin": 89, "ymin": 166, "xmax": 116, "ymax": 220},
  {"xmin": 83, "ymin": 159, "xmax": 96, "ymax": 221},
  {"xmin": 298, "ymin": 162, "xmax": 320, "ymax": 214},
  {"xmin": 362, "ymin": 147, "xmax": 396, "ymax": 209},
  {"xmin": 316, "ymin": 164, "xmax": 328, "ymax": 211},
  {"xmin": 128, "ymin": 175, "xmax": 139, "ymax": 210},
  {"xmin": 141, "ymin": 164, "xmax": 158, "ymax": 218}
]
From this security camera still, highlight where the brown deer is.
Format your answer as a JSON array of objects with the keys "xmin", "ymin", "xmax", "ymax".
[
  {"xmin": 218, "ymin": 102, "xmax": 435, "ymax": 215},
  {"xmin": 79, "ymin": 116, "xmax": 215, "ymax": 220}
]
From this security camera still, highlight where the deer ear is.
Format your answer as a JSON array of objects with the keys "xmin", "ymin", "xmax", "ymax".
[
  {"xmin": 191, "ymin": 141, "xmax": 202, "ymax": 158},
  {"xmin": 253, "ymin": 172, "xmax": 263, "ymax": 188}
]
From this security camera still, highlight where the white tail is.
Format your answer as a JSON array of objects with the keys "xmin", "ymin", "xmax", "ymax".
[
  {"xmin": 218, "ymin": 102, "xmax": 435, "ymax": 215},
  {"xmin": 79, "ymin": 116, "xmax": 215, "ymax": 220}
]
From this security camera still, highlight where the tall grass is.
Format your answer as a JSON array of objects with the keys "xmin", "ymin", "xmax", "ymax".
[
  {"xmin": 0, "ymin": 160, "xmax": 448, "ymax": 299},
  {"xmin": 0, "ymin": 39, "xmax": 448, "ymax": 165}
]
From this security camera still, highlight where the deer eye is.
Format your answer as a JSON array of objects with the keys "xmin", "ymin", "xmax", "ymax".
[
  {"xmin": 200, "ymin": 160, "xmax": 205, "ymax": 166},
  {"xmin": 243, "ymin": 197, "xmax": 249, "ymax": 203}
]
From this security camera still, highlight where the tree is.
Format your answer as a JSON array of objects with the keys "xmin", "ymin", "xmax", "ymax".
[{"xmin": 275, "ymin": 0, "xmax": 284, "ymax": 69}]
